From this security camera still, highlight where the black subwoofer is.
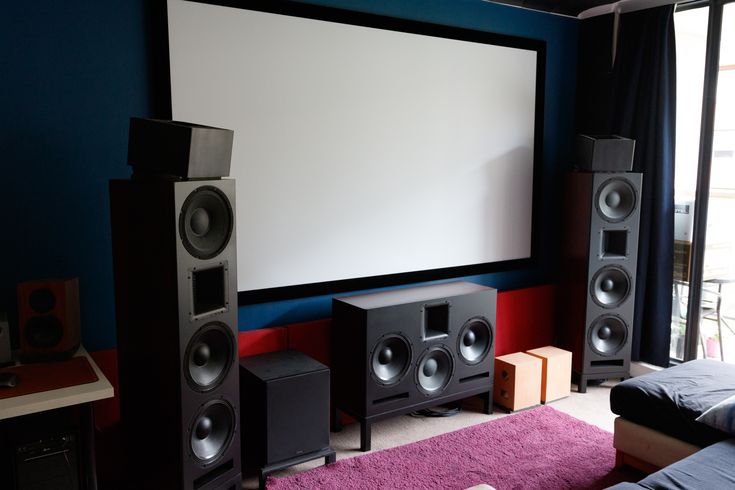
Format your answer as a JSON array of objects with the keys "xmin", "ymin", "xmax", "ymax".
[
  {"xmin": 110, "ymin": 175, "xmax": 241, "ymax": 487},
  {"xmin": 239, "ymin": 350, "xmax": 335, "ymax": 490},
  {"xmin": 332, "ymin": 281, "xmax": 496, "ymax": 451},
  {"xmin": 557, "ymin": 171, "xmax": 641, "ymax": 392}
]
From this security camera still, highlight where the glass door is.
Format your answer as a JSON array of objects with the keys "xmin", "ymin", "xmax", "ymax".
[
  {"xmin": 671, "ymin": 5, "xmax": 708, "ymax": 361},
  {"xmin": 672, "ymin": 2, "xmax": 735, "ymax": 363}
]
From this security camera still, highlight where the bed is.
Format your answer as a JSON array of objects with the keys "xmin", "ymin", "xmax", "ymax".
[
  {"xmin": 609, "ymin": 359, "xmax": 735, "ymax": 471},
  {"xmin": 609, "ymin": 359, "xmax": 735, "ymax": 474}
]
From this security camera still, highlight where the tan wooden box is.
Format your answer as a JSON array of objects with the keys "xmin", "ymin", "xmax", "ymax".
[
  {"xmin": 526, "ymin": 346, "xmax": 572, "ymax": 403},
  {"xmin": 493, "ymin": 352, "xmax": 542, "ymax": 411}
]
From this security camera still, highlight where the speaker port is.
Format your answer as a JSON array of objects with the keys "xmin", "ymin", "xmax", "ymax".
[
  {"xmin": 191, "ymin": 264, "xmax": 228, "ymax": 319},
  {"xmin": 422, "ymin": 303, "xmax": 450, "ymax": 340},
  {"xmin": 600, "ymin": 229, "xmax": 628, "ymax": 259}
]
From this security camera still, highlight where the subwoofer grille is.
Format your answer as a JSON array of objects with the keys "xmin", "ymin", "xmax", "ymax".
[
  {"xmin": 590, "ymin": 266, "xmax": 631, "ymax": 308},
  {"xmin": 457, "ymin": 317, "xmax": 492, "ymax": 365},
  {"xmin": 416, "ymin": 346, "xmax": 454, "ymax": 396},
  {"xmin": 588, "ymin": 315, "xmax": 628, "ymax": 356},
  {"xmin": 184, "ymin": 322, "xmax": 235, "ymax": 392},
  {"xmin": 179, "ymin": 186, "xmax": 234, "ymax": 260},
  {"xmin": 370, "ymin": 334, "xmax": 411, "ymax": 386},
  {"xmin": 189, "ymin": 399, "xmax": 236, "ymax": 465},
  {"xmin": 595, "ymin": 177, "xmax": 636, "ymax": 222}
]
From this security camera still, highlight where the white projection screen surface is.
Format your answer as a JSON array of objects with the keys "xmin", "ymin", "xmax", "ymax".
[{"xmin": 167, "ymin": 0, "xmax": 543, "ymax": 299}]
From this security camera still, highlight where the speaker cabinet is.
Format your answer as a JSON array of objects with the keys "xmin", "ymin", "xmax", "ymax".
[
  {"xmin": 109, "ymin": 178, "xmax": 241, "ymax": 489},
  {"xmin": 526, "ymin": 346, "xmax": 572, "ymax": 403},
  {"xmin": 493, "ymin": 352, "xmax": 542, "ymax": 412},
  {"xmin": 557, "ymin": 171, "xmax": 642, "ymax": 392},
  {"xmin": 239, "ymin": 350, "xmax": 335, "ymax": 489},
  {"xmin": 17, "ymin": 278, "xmax": 80, "ymax": 363},
  {"xmin": 576, "ymin": 135, "xmax": 635, "ymax": 172},
  {"xmin": 127, "ymin": 118, "xmax": 234, "ymax": 179},
  {"xmin": 332, "ymin": 281, "xmax": 496, "ymax": 451}
]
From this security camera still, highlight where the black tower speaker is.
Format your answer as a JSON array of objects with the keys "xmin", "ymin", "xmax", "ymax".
[
  {"xmin": 332, "ymin": 281, "xmax": 496, "ymax": 451},
  {"xmin": 110, "ymin": 176, "xmax": 241, "ymax": 489},
  {"xmin": 557, "ymin": 171, "xmax": 642, "ymax": 392}
]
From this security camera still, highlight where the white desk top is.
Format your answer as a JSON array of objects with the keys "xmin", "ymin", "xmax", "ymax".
[{"xmin": 0, "ymin": 347, "xmax": 114, "ymax": 421}]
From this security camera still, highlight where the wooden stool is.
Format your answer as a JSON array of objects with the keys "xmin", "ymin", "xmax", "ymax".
[
  {"xmin": 526, "ymin": 346, "xmax": 572, "ymax": 403},
  {"xmin": 494, "ymin": 352, "xmax": 542, "ymax": 412}
]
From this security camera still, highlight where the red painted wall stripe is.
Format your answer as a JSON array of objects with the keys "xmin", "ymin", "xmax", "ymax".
[
  {"xmin": 286, "ymin": 319, "xmax": 332, "ymax": 366},
  {"xmin": 495, "ymin": 284, "xmax": 557, "ymax": 356},
  {"xmin": 237, "ymin": 326, "xmax": 288, "ymax": 357}
]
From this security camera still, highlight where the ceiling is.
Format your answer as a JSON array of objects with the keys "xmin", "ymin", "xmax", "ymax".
[{"xmin": 490, "ymin": 0, "xmax": 615, "ymax": 17}]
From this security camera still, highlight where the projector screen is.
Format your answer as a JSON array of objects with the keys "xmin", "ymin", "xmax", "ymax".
[{"xmin": 167, "ymin": 0, "xmax": 544, "ymax": 302}]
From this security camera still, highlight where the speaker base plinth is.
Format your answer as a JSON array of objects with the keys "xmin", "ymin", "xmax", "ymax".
[
  {"xmin": 335, "ymin": 387, "xmax": 492, "ymax": 452},
  {"xmin": 574, "ymin": 371, "xmax": 631, "ymax": 393},
  {"xmin": 257, "ymin": 448, "xmax": 336, "ymax": 490}
]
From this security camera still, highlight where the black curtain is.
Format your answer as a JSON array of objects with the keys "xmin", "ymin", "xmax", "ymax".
[{"xmin": 576, "ymin": 6, "xmax": 676, "ymax": 367}]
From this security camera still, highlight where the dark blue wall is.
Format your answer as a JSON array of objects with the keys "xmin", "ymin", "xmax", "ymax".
[{"xmin": 1, "ymin": 0, "xmax": 578, "ymax": 351}]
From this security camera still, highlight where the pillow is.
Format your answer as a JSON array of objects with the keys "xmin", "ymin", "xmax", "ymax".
[{"xmin": 696, "ymin": 393, "xmax": 735, "ymax": 435}]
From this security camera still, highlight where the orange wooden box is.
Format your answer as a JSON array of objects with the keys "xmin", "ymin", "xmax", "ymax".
[
  {"xmin": 493, "ymin": 352, "xmax": 542, "ymax": 411},
  {"xmin": 526, "ymin": 346, "xmax": 572, "ymax": 403}
]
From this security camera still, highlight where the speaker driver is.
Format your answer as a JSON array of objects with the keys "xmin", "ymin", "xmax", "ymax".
[
  {"xmin": 588, "ymin": 315, "xmax": 628, "ymax": 356},
  {"xmin": 28, "ymin": 288, "xmax": 56, "ymax": 313},
  {"xmin": 179, "ymin": 186, "xmax": 233, "ymax": 260},
  {"xmin": 370, "ymin": 334, "xmax": 411, "ymax": 386},
  {"xmin": 457, "ymin": 317, "xmax": 492, "ymax": 365},
  {"xmin": 416, "ymin": 346, "xmax": 453, "ymax": 396},
  {"xmin": 184, "ymin": 322, "xmax": 234, "ymax": 392},
  {"xmin": 590, "ymin": 266, "xmax": 631, "ymax": 308},
  {"xmin": 24, "ymin": 316, "xmax": 63, "ymax": 348},
  {"xmin": 596, "ymin": 178, "xmax": 636, "ymax": 222},
  {"xmin": 189, "ymin": 399, "xmax": 235, "ymax": 464}
]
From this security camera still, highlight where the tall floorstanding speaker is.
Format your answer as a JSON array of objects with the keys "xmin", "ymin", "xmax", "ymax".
[
  {"xmin": 557, "ymin": 171, "xmax": 642, "ymax": 392},
  {"xmin": 109, "ymin": 121, "xmax": 241, "ymax": 489},
  {"xmin": 332, "ymin": 281, "xmax": 496, "ymax": 451}
]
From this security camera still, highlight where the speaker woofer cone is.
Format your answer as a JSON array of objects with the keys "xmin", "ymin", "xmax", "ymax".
[
  {"xmin": 29, "ymin": 288, "xmax": 56, "ymax": 313},
  {"xmin": 596, "ymin": 178, "xmax": 636, "ymax": 222},
  {"xmin": 588, "ymin": 315, "xmax": 628, "ymax": 356},
  {"xmin": 370, "ymin": 334, "xmax": 411, "ymax": 386},
  {"xmin": 457, "ymin": 317, "xmax": 493, "ymax": 365},
  {"xmin": 24, "ymin": 316, "xmax": 63, "ymax": 348},
  {"xmin": 184, "ymin": 322, "xmax": 234, "ymax": 392},
  {"xmin": 590, "ymin": 266, "xmax": 631, "ymax": 308},
  {"xmin": 179, "ymin": 186, "xmax": 233, "ymax": 260},
  {"xmin": 416, "ymin": 346, "xmax": 453, "ymax": 395},
  {"xmin": 189, "ymin": 399, "xmax": 235, "ymax": 464}
]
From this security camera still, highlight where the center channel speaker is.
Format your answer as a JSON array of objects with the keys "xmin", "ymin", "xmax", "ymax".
[
  {"xmin": 557, "ymin": 171, "xmax": 642, "ymax": 392},
  {"xmin": 332, "ymin": 281, "xmax": 496, "ymax": 451},
  {"xmin": 109, "ymin": 121, "xmax": 241, "ymax": 489}
]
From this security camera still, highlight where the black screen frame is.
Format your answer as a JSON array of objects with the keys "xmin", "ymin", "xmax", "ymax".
[{"xmin": 171, "ymin": 0, "xmax": 547, "ymax": 305}]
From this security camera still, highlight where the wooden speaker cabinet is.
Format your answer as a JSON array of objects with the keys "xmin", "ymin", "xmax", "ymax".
[
  {"xmin": 526, "ymin": 346, "xmax": 572, "ymax": 403},
  {"xmin": 493, "ymin": 352, "xmax": 542, "ymax": 412}
]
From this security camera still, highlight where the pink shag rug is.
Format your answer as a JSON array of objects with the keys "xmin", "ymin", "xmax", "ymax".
[{"xmin": 267, "ymin": 405, "xmax": 641, "ymax": 490}]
